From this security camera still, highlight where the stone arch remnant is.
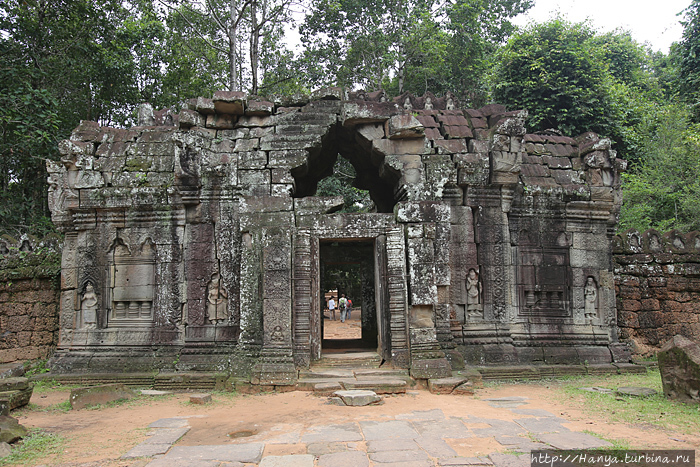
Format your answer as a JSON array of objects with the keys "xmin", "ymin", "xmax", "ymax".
[{"xmin": 47, "ymin": 88, "xmax": 629, "ymax": 382}]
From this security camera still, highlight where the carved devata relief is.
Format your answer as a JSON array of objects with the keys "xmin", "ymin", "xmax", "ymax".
[
  {"xmin": 107, "ymin": 238, "xmax": 155, "ymax": 326},
  {"xmin": 206, "ymin": 273, "xmax": 229, "ymax": 324},
  {"xmin": 80, "ymin": 281, "xmax": 98, "ymax": 329},
  {"xmin": 584, "ymin": 276, "xmax": 598, "ymax": 320},
  {"xmin": 466, "ymin": 268, "xmax": 483, "ymax": 319}
]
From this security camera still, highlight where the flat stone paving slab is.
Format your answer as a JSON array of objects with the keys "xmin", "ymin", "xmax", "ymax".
[
  {"xmin": 439, "ymin": 456, "xmax": 493, "ymax": 466},
  {"xmin": 368, "ymin": 439, "xmax": 420, "ymax": 452},
  {"xmin": 483, "ymin": 397, "xmax": 528, "ymax": 408},
  {"xmin": 514, "ymin": 417, "xmax": 568, "ymax": 433},
  {"xmin": 149, "ymin": 417, "xmax": 190, "ymax": 429},
  {"xmin": 415, "ymin": 436, "xmax": 458, "ymax": 457},
  {"xmin": 143, "ymin": 427, "xmax": 190, "ymax": 445},
  {"xmin": 122, "ymin": 443, "xmax": 172, "ymax": 458},
  {"xmin": 536, "ymin": 432, "xmax": 612, "ymax": 449},
  {"xmin": 162, "ymin": 443, "xmax": 265, "ymax": 463},
  {"xmin": 509, "ymin": 409, "xmax": 557, "ymax": 417},
  {"xmin": 259, "ymin": 454, "xmax": 314, "ymax": 467},
  {"xmin": 300, "ymin": 423, "xmax": 363, "ymax": 443},
  {"xmin": 369, "ymin": 449, "xmax": 430, "ymax": 463},
  {"xmin": 494, "ymin": 435, "xmax": 551, "ymax": 451},
  {"xmin": 412, "ymin": 418, "xmax": 472, "ymax": 439},
  {"xmin": 146, "ymin": 458, "xmax": 224, "ymax": 467},
  {"xmin": 307, "ymin": 441, "xmax": 349, "ymax": 456},
  {"xmin": 360, "ymin": 420, "xmax": 420, "ymax": 440},
  {"xmin": 373, "ymin": 461, "xmax": 434, "ymax": 467},
  {"xmin": 465, "ymin": 417, "xmax": 525, "ymax": 437},
  {"xmin": 395, "ymin": 409, "xmax": 446, "ymax": 421},
  {"xmin": 488, "ymin": 453, "xmax": 530, "ymax": 467},
  {"xmin": 317, "ymin": 451, "xmax": 369, "ymax": 467}
]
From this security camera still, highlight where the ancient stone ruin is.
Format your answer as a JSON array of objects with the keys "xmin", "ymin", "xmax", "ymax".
[{"xmin": 47, "ymin": 89, "xmax": 628, "ymax": 384}]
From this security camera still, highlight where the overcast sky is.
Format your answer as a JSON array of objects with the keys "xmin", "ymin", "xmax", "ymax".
[{"xmin": 513, "ymin": 0, "xmax": 691, "ymax": 52}]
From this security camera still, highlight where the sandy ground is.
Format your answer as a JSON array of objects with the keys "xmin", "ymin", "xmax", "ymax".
[
  {"xmin": 323, "ymin": 310, "xmax": 362, "ymax": 340},
  {"xmin": 12, "ymin": 377, "xmax": 700, "ymax": 467}
]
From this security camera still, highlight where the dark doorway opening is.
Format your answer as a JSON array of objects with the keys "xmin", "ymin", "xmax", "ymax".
[{"xmin": 319, "ymin": 240, "xmax": 378, "ymax": 354}]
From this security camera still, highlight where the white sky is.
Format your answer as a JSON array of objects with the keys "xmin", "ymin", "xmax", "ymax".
[{"xmin": 513, "ymin": 0, "xmax": 691, "ymax": 52}]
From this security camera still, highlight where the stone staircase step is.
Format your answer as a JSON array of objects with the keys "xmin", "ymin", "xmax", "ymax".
[
  {"xmin": 295, "ymin": 378, "xmax": 356, "ymax": 391},
  {"xmin": 314, "ymin": 351, "xmax": 382, "ymax": 368},
  {"xmin": 342, "ymin": 378, "xmax": 407, "ymax": 394},
  {"xmin": 299, "ymin": 369, "xmax": 355, "ymax": 379}
]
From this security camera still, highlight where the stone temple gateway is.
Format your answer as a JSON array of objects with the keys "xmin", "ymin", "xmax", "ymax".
[{"xmin": 47, "ymin": 89, "xmax": 629, "ymax": 383}]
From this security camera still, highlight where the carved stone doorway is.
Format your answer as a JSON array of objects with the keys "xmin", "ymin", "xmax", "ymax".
[{"xmin": 318, "ymin": 240, "xmax": 379, "ymax": 357}]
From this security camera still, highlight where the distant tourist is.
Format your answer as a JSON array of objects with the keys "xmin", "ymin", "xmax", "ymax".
[
  {"xmin": 338, "ymin": 294, "xmax": 347, "ymax": 322},
  {"xmin": 328, "ymin": 296, "xmax": 336, "ymax": 321}
]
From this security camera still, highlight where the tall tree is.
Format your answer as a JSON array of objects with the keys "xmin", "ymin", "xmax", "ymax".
[
  {"xmin": 0, "ymin": 0, "xmax": 162, "ymax": 234},
  {"xmin": 157, "ymin": 0, "xmax": 293, "ymax": 93},
  {"xmin": 299, "ymin": 0, "xmax": 531, "ymax": 101},
  {"xmin": 491, "ymin": 18, "xmax": 669, "ymax": 162},
  {"xmin": 678, "ymin": 0, "xmax": 700, "ymax": 121}
]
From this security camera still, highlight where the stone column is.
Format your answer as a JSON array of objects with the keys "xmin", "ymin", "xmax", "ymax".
[{"xmin": 251, "ymin": 228, "xmax": 297, "ymax": 385}]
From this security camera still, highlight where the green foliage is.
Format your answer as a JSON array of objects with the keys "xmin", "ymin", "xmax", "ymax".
[
  {"xmin": 0, "ymin": 245, "xmax": 61, "ymax": 281},
  {"xmin": 0, "ymin": 0, "xmax": 170, "ymax": 234},
  {"xmin": 678, "ymin": 0, "xmax": 700, "ymax": 121},
  {"xmin": 316, "ymin": 158, "xmax": 373, "ymax": 213},
  {"xmin": 23, "ymin": 358, "xmax": 51, "ymax": 376},
  {"xmin": 0, "ymin": 429, "xmax": 65, "ymax": 466},
  {"xmin": 492, "ymin": 19, "xmax": 615, "ymax": 137},
  {"xmin": 619, "ymin": 106, "xmax": 700, "ymax": 232},
  {"xmin": 492, "ymin": 18, "xmax": 672, "ymax": 164},
  {"xmin": 300, "ymin": 0, "xmax": 531, "ymax": 101}
]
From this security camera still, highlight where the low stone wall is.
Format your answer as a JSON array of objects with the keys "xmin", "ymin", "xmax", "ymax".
[
  {"xmin": 0, "ymin": 235, "xmax": 61, "ymax": 363},
  {"xmin": 614, "ymin": 229, "xmax": 700, "ymax": 356}
]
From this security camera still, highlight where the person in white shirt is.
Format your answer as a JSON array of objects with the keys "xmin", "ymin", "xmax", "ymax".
[{"xmin": 328, "ymin": 296, "xmax": 336, "ymax": 321}]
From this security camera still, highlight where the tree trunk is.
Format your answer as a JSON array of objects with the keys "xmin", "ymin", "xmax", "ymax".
[
  {"xmin": 229, "ymin": 0, "xmax": 238, "ymax": 90},
  {"xmin": 250, "ymin": 0, "xmax": 259, "ymax": 95}
]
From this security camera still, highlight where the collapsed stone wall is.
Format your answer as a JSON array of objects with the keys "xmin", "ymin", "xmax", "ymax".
[
  {"xmin": 0, "ymin": 235, "xmax": 61, "ymax": 363},
  {"xmin": 614, "ymin": 229, "xmax": 700, "ymax": 356}
]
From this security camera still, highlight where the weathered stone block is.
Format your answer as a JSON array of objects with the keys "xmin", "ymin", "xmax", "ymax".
[
  {"xmin": 0, "ymin": 416, "xmax": 28, "ymax": 444},
  {"xmin": 658, "ymin": 334, "xmax": 700, "ymax": 404},
  {"xmin": 205, "ymin": 114, "xmax": 236, "ymax": 129},
  {"xmin": 69, "ymin": 383, "xmax": 137, "ymax": 409},
  {"xmin": 213, "ymin": 90, "xmax": 246, "ymax": 115},
  {"xmin": 427, "ymin": 377, "xmax": 466, "ymax": 394},
  {"xmin": 333, "ymin": 390, "xmax": 381, "ymax": 406},
  {"xmin": 385, "ymin": 114, "xmax": 425, "ymax": 139},
  {"xmin": 189, "ymin": 393, "xmax": 212, "ymax": 404}
]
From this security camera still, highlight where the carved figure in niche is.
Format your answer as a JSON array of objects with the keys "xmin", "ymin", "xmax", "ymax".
[
  {"xmin": 584, "ymin": 276, "xmax": 598, "ymax": 319},
  {"xmin": 466, "ymin": 269, "xmax": 483, "ymax": 317},
  {"xmin": 424, "ymin": 97, "xmax": 433, "ymax": 110},
  {"xmin": 446, "ymin": 97, "xmax": 455, "ymax": 110},
  {"xmin": 403, "ymin": 97, "xmax": 412, "ymax": 111},
  {"xmin": 271, "ymin": 325, "xmax": 284, "ymax": 342},
  {"xmin": 81, "ymin": 282, "xmax": 98, "ymax": 329},
  {"xmin": 206, "ymin": 273, "xmax": 228, "ymax": 323}
]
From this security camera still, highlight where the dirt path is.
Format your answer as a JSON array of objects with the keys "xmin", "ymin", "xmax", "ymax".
[{"xmin": 13, "ymin": 380, "xmax": 700, "ymax": 466}]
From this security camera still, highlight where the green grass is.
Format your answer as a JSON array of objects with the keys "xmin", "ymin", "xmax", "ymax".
[
  {"xmin": 0, "ymin": 429, "xmax": 65, "ymax": 466},
  {"xmin": 31, "ymin": 379, "xmax": 82, "ymax": 394},
  {"xmin": 556, "ymin": 368, "xmax": 700, "ymax": 435}
]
